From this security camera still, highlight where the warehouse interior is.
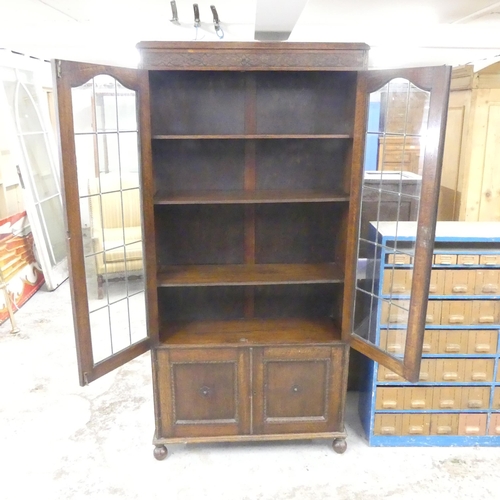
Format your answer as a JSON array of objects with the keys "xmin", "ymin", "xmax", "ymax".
[{"xmin": 1, "ymin": 1, "xmax": 500, "ymax": 499}]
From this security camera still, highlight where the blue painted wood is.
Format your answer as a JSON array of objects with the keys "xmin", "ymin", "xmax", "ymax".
[{"xmin": 360, "ymin": 222, "xmax": 500, "ymax": 446}]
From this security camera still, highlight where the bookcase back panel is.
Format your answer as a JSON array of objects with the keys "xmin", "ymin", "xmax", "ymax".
[
  {"xmin": 153, "ymin": 140, "xmax": 245, "ymax": 191},
  {"xmin": 155, "ymin": 205, "xmax": 245, "ymax": 265},
  {"xmin": 255, "ymin": 72, "xmax": 356, "ymax": 135},
  {"xmin": 158, "ymin": 284, "xmax": 341, "ymax": 322},
  {"xmin": 254, "ymin": 284, "xmax": 341, "ymax": 321},
  {"xmin": 255, "ymin": 139, "xmax": 348, "ymax": 191},
  {"xmin": 255, "ymin": 203, "xmax": 343, "ymax": 264},
  {"xmin": 149, "ymin": 71, "xmax": 246, "ymax": 135}
]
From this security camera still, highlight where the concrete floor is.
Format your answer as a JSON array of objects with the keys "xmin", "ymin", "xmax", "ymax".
[{"xmin": 1, "ymin": 280, "xmax": 500, "ymax": 500}]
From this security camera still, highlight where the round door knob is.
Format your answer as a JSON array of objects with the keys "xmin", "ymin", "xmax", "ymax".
[
  {"xmin": 200, "ymin": 386, "xmax": 211, "ymax": 397},
  {"xmin": 291, "ymin": 385, "xmax": 300, "ymax": 394}
]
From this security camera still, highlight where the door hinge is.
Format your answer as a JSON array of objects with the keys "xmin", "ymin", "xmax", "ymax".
[
  {"xmin": 57, "ymin": 60, "xmax": 62, "ymax": 79},
  {"xmin": 83, "ymin": 372, "xmax": 89, "ymax": 386}
]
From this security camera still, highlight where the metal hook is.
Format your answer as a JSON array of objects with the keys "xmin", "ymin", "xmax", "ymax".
[
  {"xmin": 170, "ymin": 1, "xmax": 179, "ymax": 24},
  {"xmin": 210, "ymin": 5, "xmax": 224, "ymax": 38},
  {"xmin": 193, "ymin": 3, "xmax": 201, "ymax": 28}
]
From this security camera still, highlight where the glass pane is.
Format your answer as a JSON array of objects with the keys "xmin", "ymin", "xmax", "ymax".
[
  {"xmin": 353, "ymin": 77, "xmax": 431, "ymax": 359},
  {"xmin": 23, "ymin": 133, "xmax": 58, "ymax": 199},
  {"xmin": 72, "ymin": 74, "xmax": 146, "ymax": 363},
  {"xmin": 39, "ymin": 196, "xmax": 66, "ymax": 263}
]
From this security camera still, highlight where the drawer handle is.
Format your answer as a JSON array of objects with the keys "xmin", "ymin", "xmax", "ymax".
[
  {"xmin": 439, "ymin": 399, "xmax": 455, "ymax": 408},
  {"xmin": 483, "ymin": 260, "xmax": 497, "ymax": 266},
  {"xmin": 384, "ymin": 372, "xmax": 399, "ymax": 381},
  {"xmin": 443, "ymin": 372, "xmax": 458, "ymax": 381},
  {"xmin": 467, "ymin": 399, "xmax": 483, "ymax": 408},
  {"xmin": 429, "ymin": 284, "xmax": 437, "ymax": 293},
  {"xmin": 381, "ymin": 426, "xmax": 396, "ymax": 435},
  {"xmin": 461, "ymin": 258, "xmax": 476, "ymax": 266},
  {"xmin": 382, "ymin": 401, "xmax": 397, "ymax": 409},
  {"xmin": 437, "ymin": 425, "xmax": 452, "ymax": 435},
  {"xmin": 391, "ymin": 285, "xmax": 407, "ymax": 293},
  {"xmin": 471, "ymin": 372, "xmax": 487, "ymax": 381},
  {"xmin": 411, "ymin": 400, "xmax": 426, "ymax": 409},
  {"xmin": 452, "ymin": 285, "xmax": 468, "ymax": 293},
  {"xmin": 419, "ymin": 372, "xmax": 429, "ymax": 381},
  {"xmin": 465, "ymin": 425, "xmax": 480, "ymax": 435},
  {"xmin": 425, "ymin": 314, "xmax": 434, "ymax": 323},
  {"xmin": 437, "ymin": 257, "xmax": 453, "ymax": 265},
  {"xmin": 422, "ymin": 343, "xmax": 431, "ymax": 353},
  {"xmin": 388, "ymin": 314, "xmax": 406, "ymax": 324},
  {"xmin": 495, "ymin": 426, "xmax": 500, "ymax": 435},
  {"xmin": 445, "ymin": 344, "xmax": 461, "ymax": 353},
  {"xmin": 475, "ymin": 344, "xmax": 491, "ymax": 353},
  {"xmin": 481, "ymin": 284, "xmax": 498, "ymax": 293},
  {"xmin": 409, "ymin": 425, "xmax": 424, "ymax": 434},
  {"xmin": 387, "ymin": 343, "xmax": 402, "ymax": 352},
  {"xmin": 479, "ymin": 315, "xmax": 494, "ymax": 324},
  {"xmin": 449, "ymin": 315, "xmax": 465, "ymax": 324}
]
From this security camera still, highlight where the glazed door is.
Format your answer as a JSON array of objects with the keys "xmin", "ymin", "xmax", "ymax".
[
  {"xmin": 344, "ymin": 66, "xmax": 451, "ymax": 382},
  {"xmin": 0, "ymin": 64, "xmax": 68, "ymax": 290},
  {"xmin": 54, "ymin": 61, "xmax": 155, "ymax": 385}
]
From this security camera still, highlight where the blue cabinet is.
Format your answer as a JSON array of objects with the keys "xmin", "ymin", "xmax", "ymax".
[{"xmin": 359, "ymin": 221, "xmax": 500, "ymax": 446}]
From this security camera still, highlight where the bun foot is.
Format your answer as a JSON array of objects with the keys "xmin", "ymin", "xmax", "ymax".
[
  {"xmin": 332, "ymin": 438, "xmax": 347, "ymax": 454},
  {"xmin": 154, "ymin": 444, "xmax": 168, "ymax": 461}
]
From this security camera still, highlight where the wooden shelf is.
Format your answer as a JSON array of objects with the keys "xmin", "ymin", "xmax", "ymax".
[
  {"xmin": 152, "ymin": 134, "xmax": 352, "ymax": 140},
  {"xmin": 160, "ymin": 318, "xmax": 341, "ymax": 346},
  {"xmin": 154, "ymin": 189, "xmax": 350, "ymax": 205},
  {"xmin": 157, "ymin": 263, "xmax": 343, "ymax": 287}
]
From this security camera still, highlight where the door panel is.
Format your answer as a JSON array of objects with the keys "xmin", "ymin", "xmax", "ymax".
[
  {"xmin": 344, "ymin": 66, "xmax": 451, "ymax": 382},
  {"xmin": 253, "ymin": 346, "xmax": 347, "ymax": 435},
  {"xmin": 155, "ymin": 348, "xmax": 251, "ymax": 438},
  {"xmin": 54, "ymin": 60, "xmax": 154, "ymax": 385}
]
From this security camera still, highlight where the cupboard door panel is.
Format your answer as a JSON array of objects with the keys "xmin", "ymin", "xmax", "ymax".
[
  {"xmin": 156, "ymin": 348, "xmax": 250, "ymax": 438},
  {"xmin": 253, "ymin": 345, "xmax": 346, "ymax": 435}
]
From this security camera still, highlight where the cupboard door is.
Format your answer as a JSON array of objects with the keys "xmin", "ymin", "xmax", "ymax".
[
  {"xmin": 54, "ymin": 61, "xmax": 154, "ymax": 385},
  {"xmin": 345, "ymin": 66, "xmax": 451, "ymax": 382},
  {"xmin": 156, "ymin": 348, "xmax": 250, "ymax": 438},
  {"xmin": 253, "ymin": 346, "xmax": 347, "ymax": 435}
]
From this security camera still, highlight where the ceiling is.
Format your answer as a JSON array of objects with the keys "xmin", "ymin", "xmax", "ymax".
[{"xmin": 1, "ymin": 0, "xmax": 500, "ymax": 68}]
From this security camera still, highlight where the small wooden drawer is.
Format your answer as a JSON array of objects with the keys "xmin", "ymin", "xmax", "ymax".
[
  {"xmin": 492, "ymin": 388, "xmax": 500, "ymax": 409},
  {"xmin": 430, "ymin": 413, "xmax": 459, "ymax": 435},
  {"xmin": 437, "ymin": 330, "xmax": 467, "ymax": 354},
  {"xmin": 432, "ymin": 386, "xmax": 462, "ymax": 410},
  {"xmin": 381, "ymin": 300, "xmax": 409, "ymax": 325},
  {"xmin": 377, "ymin": 365, "xmax": 404, "ymax": 382},
  {"xmin": 375, "ymin": 387, "xmax": 404, "ymax": 410},
  {"xmin": 474, "ymin": 270, "xmax": 500, "ymax": 295},
  {"xmin": 403, "ymin": 387, "xmax": 433, "ymax": 410},
  {"xmin": 460, "ymin": 386, "xmax": 490, "ymax": 409},
  {"xmin": 374, "ymin": 414, "xmax": 402, "ymax": 436},
  {"xmin": 387, "ymin": 253, "xmax": 412, "ymax": 265},
  {"xmin": 458, "ymin": 413, "xmax": 487, "ymax": 436},
  {"xmin": 379, "ymin": 329, "xmax": 406, "ymax": 355},
  {"xmin": 434, "ymin": 254, "xmax": 457, "ymax": 265},
  {"xmin": 488, "ymin": 413, "xmax": 500, "ymax": 436},
  {"xmin": 422, "ymin": 330, "xmax": 438, "ymax": 354},
  {"xmin": 467, "ymin": 330, "xmax": 497, "ymax": 354},
  {"xmin": 444, "ymin": 270, "xmax": 476, "ymax": 295},
  {"xmin": 418, "ymin": 359, "xmax": 435, "ymax": 382},
  {"xmin": 480, "ymin": 254, "xmax": 500, "ymax": 266},
  {"xmin": 457, "ymin": 254, "xmax": 480, "ymax": 266},
  {"xmin": 463, "ymin": 358, "xmax": 495, "ymax": 382},
  {"xmin": 434, "ymin": 358, "xmax": 465, "ymax": 382},
  {"xmin": 425, "ymin": 301, "xmax": 442, "ymax": 325},
  {"xmin": 441, "ymin": 301, "xmax": 473, "ymax": 325},
  {"xmin": 382, "ymin": 269, "xmax": 412, "ymax": 295},
  {"xmin": 401, "ymin": 413, "xmax": 431, "ymax": 436},
  {"xmin": 429, "ymin": 270, "xmax": 445, "ymax": 295},
  {"xmin": 471, "ymin": 300, "xmax": 500, "ymax": 325}
]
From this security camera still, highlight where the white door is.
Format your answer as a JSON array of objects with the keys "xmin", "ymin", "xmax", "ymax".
[{"xmin": 0, "ymin": 63, "xmax": 68, "ymax": 290}]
